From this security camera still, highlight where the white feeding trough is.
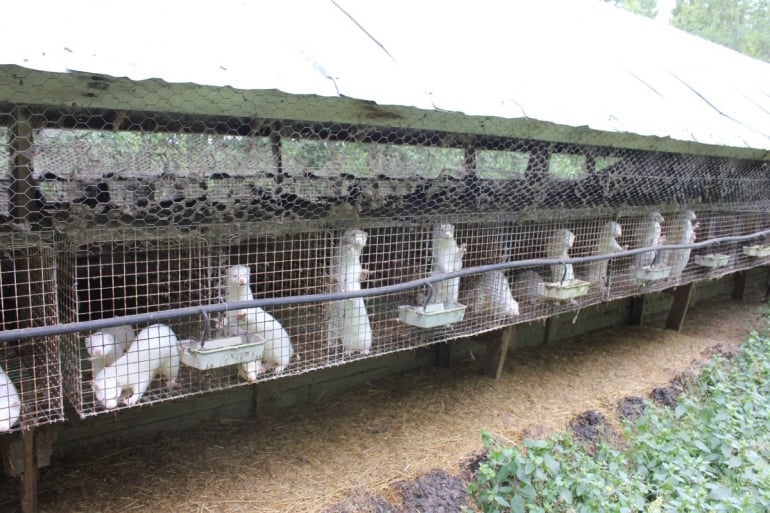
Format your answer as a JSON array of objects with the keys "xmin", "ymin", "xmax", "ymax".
[
  {"xmin": 179, "ymin": 333, "xmax": 265, "ymax": 370},
  {"xmin": 635, "ymin": 265, "xmax": 671, "ymax": 281},
  {"xmin": 743, "ymin": 245, "xmax": 770, "ymax": 258},
  {"xmin": 694, "ymin": 253, "xmax": 730, "ymax": 268},
  {"xmin": 398, "ymin": 303, "xmax": 467, "ymax": 328},
  {"xmin": 538, "ymin": 279, "xmax": 590, "ymax": 301}
]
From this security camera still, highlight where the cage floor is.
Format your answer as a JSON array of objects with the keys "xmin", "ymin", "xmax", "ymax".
[{"xmin": 2, "ymin": 292, "xmax": 765, "ymax": 513}]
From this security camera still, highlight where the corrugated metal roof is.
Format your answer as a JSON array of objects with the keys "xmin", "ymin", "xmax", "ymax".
[{"xmin": 1, "ymin": 0, "xmax": 769, "ymax": 157}]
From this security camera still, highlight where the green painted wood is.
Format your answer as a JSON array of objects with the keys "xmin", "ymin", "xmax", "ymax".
[{"xmin": 1, "ymin": 66, "xmax": 768, "ymax": 161}]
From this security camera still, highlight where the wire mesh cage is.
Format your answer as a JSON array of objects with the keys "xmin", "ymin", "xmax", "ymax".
[
  {"xmin": 1, "ymin": 104, "xmax": 769, "ymax": 414},
  {"xmin": 0, "ymin": 231, "xmax": 62, "ymax": 432},
  {"xmin": 57, "ymin": 228, "xmax": 211, "ymax": 417}
]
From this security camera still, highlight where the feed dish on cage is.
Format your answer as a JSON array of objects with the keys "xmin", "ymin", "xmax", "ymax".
[
  {"xmin": 742, "ymin": 245, "xmax": 770, "ymax": 257},
  {"xmin": 538, "ymin": 279, "xmax": 590, "ymax": 300},
  {"xmin": 398, "ymin": 303, "xmax": 467, "ymax": 328},
  {"xmin": 693, "ymin": 254, "xmax": 730, "ymax": 268},
  {"xmin": 179, "ymin": 333, "xmax": 265, "ymax": 370},
  {"xmin": 635, "ymin": 265, "xmax": 672, "ymax": 281}
]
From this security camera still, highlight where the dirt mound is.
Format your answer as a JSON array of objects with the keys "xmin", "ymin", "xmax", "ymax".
[
  {"xmin": 398, "ymin": 469, "xmax": 469, "ymax": 513},
  {"xmin": 322, "ymin": 489, "xmax": 398, "ymax": 513},
  {"xmin": 570, "ymin": 410, "xmax": 620, "ymax": 452},
  {"xmin": 323, "ymin": 469, "xmax": 469, "ymax": 513},
  {"xmin": 650, "ymin": 385, "xmax": 680, "ymax": 407},
  {"xmin": 617, "ymin": 396, "xmax": 647, "ymax": 423}
]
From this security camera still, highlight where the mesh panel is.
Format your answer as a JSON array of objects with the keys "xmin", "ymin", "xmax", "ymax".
[
  {"xmin": 0, "ymin": 232, "xmax": 62, "ymax": 431},
  {"xmin": 1, "ymin": 104, "xmax": 769, "ymax": 417},
  {"xmin": 58, "ymin": 228, "xmax": 210, "ymax": 417}
]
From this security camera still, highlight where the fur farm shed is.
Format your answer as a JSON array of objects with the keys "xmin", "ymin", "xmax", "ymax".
[{"xmin": 0, "ymin": 0, "xmax": 769, "ymax": 509}]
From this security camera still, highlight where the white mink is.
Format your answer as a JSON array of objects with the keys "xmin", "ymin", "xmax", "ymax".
[
  {"xmin": 327, "ymin": 230, "xmax": 372, "ymax": 356},
  {"xmin": 91, "ymin": 323, "xmax": 180, "ymax": 410},
  {"xmin": 666, "ymin": 210, "xmax": 698, "ymax": 279},
  {"xmin": 223, "ymin": 264, "xmax": 255, "ymax": 334},
  {"xmin": 545, "ymin": 229, "xmax": 575, "ymax": 283},
  {"xmin": 223, "ymin": 265, "xmax": 294, "ymax": 380},
  {"xmin": 0, "ymin": 364, "xmax": 21, "ymax": 432},
  {"xmin": 472, "ymin": 270, "xmax": 520, "ymax": 318},
  {"xmin": 515, "ymin": 270, "xmax": 544, "ymax": 305},
  {"xmin": 328, "ymin": 297, "xmax": 372, "ymax": 355},
  {"xmin": 330, "ymin": 229, "xmax": 369, "ymax": 292},
  {"xmin": 237, "ymin": 306, "xmax": 294, "ymax": 380},
  {"xmin": 586, "ymin": 221, "xmax": 624, "ymax": 284},
  {"xmin": 84, "ymin": 324, "xmax": 135, "ymax": 377},
  {"xmin": 634, "ymin": 212, "xmax": 665, "ymax": 269},
  {"xmin": 430, "ymin": 223, "xmax": 466, "ymax": 307}
]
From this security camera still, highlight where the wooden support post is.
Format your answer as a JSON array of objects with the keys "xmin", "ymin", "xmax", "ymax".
[
  {"xmin": 543, "ymin": 316, "xmax": 554, "ymax": 344},
  {"xmin": 665, "ymin": 283, "xmax": 695, "ymax": 332},
  {"xmin": 629, "ymin": 295, "xmax": 646, "ymax": 326},
  {"xmin": 732, "ymin": 271, "xmax": 748, "ymax": 301},
  {"xmin": 21, "ymin": 429, "xmax": 37, "ymax": 513},
  {"xmin": 483, "ymin": 326, "xmax": 515, "ymax": 379},
  {"xmin": 765, "ymin": 266, "xmax": 770, "ymax": 302}
]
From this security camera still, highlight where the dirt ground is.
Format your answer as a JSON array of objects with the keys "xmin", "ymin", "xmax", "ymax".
[{"xmin": 1, "ymin": 293, "xmax": 766, "ymax": 513}]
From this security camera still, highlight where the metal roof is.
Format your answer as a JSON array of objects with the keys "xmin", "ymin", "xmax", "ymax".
[{"xmin": 1, "ymin": 0, "xmax": 769, "ymax": 159}]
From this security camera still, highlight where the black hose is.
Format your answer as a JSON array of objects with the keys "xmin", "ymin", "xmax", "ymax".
[{"xmin": 1, "ymin": 228, "xmax": 768, "ymax": 343}]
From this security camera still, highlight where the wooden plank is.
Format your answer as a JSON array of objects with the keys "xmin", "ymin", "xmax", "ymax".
[
  {"xmin": 483, "ymin": 326, "xmax": 514, "ymax": 379},
  {"xmin": 629, "ymin": 295, "xmax": 646, "ymax": 326},
  {"xmin": 21, "ymin": 428, "xmax": 37, "ymax": 513},
  {"xmin": 665, "ymin": 282, "xmax": 695, "ymax": 332},
  {"xmin": 732, "ymin": 271, "xmax": 748, "ymax": 300}
]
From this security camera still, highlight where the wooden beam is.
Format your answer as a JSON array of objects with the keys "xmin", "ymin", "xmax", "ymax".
[
  {"xmin": 665, "ymin": 283, "xmax": 695, "ymax": 332},
  {"xmin": 629, "ymin": 295, "xmax": 646, "ymax": 326},
  {"xmin": 483, "ymin": 326, "xmax": 515, "ymax": 379},
  {"xmin": 732, "ymin": 271, "xmax": 748, "ymax": 301},
  {"xmin": 21, "ymin": 428, "xmax": 37, "ymax": 513}
]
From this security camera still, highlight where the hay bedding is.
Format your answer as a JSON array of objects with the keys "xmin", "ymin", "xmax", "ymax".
[{"xmin": 0, "ymin": 294, "xmax": 765, "ymax": 513}]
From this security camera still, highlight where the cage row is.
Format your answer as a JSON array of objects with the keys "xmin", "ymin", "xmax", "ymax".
[
  {"xmin": 57, "ymin": 209, "xmax": 769, "ymax": 416},
  {"xmin": 2, "ymin": 208, "xmax": 770, "ymax": 425}
]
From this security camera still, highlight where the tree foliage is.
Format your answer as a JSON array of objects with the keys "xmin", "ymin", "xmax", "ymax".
[
  {"xmin": 672, "ymin": 0, "xmax": 770, "ymax": 62},
  {"xmin": 606, "ymin": 0, "xmax": 770, "ymax": 62},
  {"xmin": 604, "ymin": 0, "xmax": 658, "ymax": 18}
]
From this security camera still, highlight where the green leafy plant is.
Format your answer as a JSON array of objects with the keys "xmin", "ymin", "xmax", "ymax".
[{"xmin": 469, "ymin": 329, "xmax": 770, "ymax": 512}]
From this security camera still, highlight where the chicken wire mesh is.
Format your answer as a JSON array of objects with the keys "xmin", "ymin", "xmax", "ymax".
[
  {"xmin": 2, "ymin": 105, "xmax": 770, "ymax": 415},
  {"xmin": 0, "ymin": 231, "xmax": 62, "ymax": 432}
]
